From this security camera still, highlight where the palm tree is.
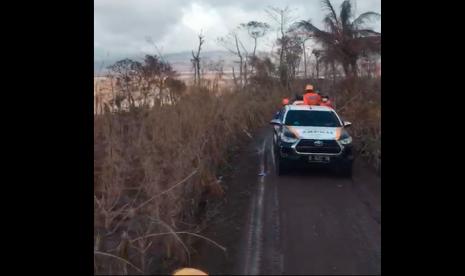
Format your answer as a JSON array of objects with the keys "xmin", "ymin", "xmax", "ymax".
[{"xmin": 297, "ymin": 0, "xmax": 380, "ymax": 77}]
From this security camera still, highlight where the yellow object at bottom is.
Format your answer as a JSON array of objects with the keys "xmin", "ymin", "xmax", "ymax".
[{"xmin": 173, "ymin": 267, "xmax": 208, "ymax": 275}]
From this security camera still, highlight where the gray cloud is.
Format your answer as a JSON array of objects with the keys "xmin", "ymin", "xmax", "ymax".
[{"xmin": 95, "ymin": 0, "xmax": 380, "ymax": 60}]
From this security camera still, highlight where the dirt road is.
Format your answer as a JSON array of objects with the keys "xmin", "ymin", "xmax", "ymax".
[{"xmin": 191, "ymin": 127, "xmax": 381, "ymax": 275}]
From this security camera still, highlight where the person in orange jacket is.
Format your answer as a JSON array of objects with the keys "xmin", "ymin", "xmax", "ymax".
[
  {"xmin": 302, "ymin": 84, "xmax": 321, "ymax": 106},
  {"xmin": 273, "ymin": 97, "xmax": 290, "ymax": 120},
  {"xmin": 320, "ymin": 95, "xmax": 334, "ymax": 108},
  {"xmin": 282, "ymin": 97, "xmax": 290, "ymax": 106}
]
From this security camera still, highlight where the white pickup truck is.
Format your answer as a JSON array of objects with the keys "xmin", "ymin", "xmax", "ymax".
[{"xmin": 270, "ymin": 104, "xmax": 354, "ymax": 177}]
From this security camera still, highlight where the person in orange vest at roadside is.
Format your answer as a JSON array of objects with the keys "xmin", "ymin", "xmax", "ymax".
[
  {"xmin": 302, "ymin": 84, "xmax": 321, "ymax": 106},
  {"xmin": 320, "ymin": 95, "xmax": 334, "ymax": 108}
]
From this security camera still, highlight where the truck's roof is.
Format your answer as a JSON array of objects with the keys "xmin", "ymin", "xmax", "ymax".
[{"xmin": 286, "ymin": 104, "xmax": 332, "ymax": 111}]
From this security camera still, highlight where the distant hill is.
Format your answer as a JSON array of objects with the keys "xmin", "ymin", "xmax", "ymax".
[{"xmin": 94, "ymin": 50, "xmax": 238, "ymax": 76}]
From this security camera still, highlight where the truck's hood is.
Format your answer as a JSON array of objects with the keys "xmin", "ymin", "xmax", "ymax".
[{"xmin": 286, "ymin": 126, "xmax": 342, "ymax": 140}]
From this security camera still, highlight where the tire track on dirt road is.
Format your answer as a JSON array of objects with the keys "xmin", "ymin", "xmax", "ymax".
[
  {"xmin": 242, "ymin": 137, "xmax": 267, "ymax": 275},
  {"xmin": 244, "ymin": 127, "xmax": 381, "ymax": 275}
]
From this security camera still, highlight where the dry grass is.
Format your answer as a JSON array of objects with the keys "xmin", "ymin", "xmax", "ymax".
[
  {"xmin": 334, "ymin": 77, "xmax": 381, "ymax": 173},
  {"xmin": 94, "ymin": 83, "xmax": 285, "ymax": 274},
  {"xmin": 94, "ymin": 74, "xmax": 381, "ymax": 274}
]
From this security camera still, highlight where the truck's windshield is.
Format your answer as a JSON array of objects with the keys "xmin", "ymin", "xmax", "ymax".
[{"xmin": 284, "ymin": 110, "xmax": 342, "ymax": 127}]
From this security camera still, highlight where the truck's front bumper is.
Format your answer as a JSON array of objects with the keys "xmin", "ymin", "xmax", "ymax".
[{"xmin": 277, "ymin": 141, "xmax": 354, "ymax": 165}]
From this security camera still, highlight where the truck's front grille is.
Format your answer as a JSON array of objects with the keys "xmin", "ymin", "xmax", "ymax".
[{"xmin": 295, "ymin": 139, "xmax": 341, "ymax": 154}]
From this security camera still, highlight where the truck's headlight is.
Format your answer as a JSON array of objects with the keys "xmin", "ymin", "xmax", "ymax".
[
  {"xmin": 339, "ymin": 136, "xmax": 352, "ymax": 145},
  {"xmin": 338, "ymin": 130, "xmax": 353, "ymax": 145},
  {"xmin": 281, "ymin": 128, "xmax": 298, "ymax": 143}
]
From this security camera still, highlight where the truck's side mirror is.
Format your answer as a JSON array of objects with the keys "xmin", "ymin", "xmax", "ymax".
[
  {"xmin": 270, "ymin": 119, "xmax": 282, "ymax": 126},
  {"xmin": 344, "ymin": 121, "xmax": 352, "ymax": 128},
  {"xmin": 273, "ymin": 112, "xmax": 280, "ymax": 120}
]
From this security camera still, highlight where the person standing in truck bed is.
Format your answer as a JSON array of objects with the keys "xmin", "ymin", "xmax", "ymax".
[
  {"xmin": 302, "ymin": 84, "xmax": 321, "ymax": 106},
  {"xmin": 320, "ymin": 95, "xmax": 334, "ymax": 108}
]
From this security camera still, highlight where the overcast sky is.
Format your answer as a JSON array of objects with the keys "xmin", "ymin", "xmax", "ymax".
[{"xmin": 94, "ymin": 0, "xmax": 381, "ymax": 60}]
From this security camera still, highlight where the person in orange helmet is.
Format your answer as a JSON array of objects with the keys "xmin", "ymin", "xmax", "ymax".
[
  {"xmin": 320, "ymin": 95, "xmax": 334, "ymax": 108},
  {"xmin": 282, "ymin": 97, "xmax": 290, "ymax": 106},
  {"xmin": 302, "ymin": 84, "xmax": 321, "ymax": 106},
  {"xmin": 273, "ymin": 98, "xmax": 290, "ymax": 121}
]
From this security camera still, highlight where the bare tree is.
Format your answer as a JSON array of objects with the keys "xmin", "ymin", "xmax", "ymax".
[
  {"xmin": 239, "ymin": 21, "xmax": 270, "ymax": 77},
  {"xmin": 284, "ymin": 32, "xmax": 304, "ymax": 83},
  {"xmin": 208, "ymin": 59, "xmax": 225, "ymax": 90},
  {"xmin": 141, "ymin": 55, "xmax": 176, "ymax": 106},
  {"xmin": 191, "ymin": 32, "xmax": 205, "ymax": 86},
  {"xmin": 266, "ymin": 6, "xmax": 298, "ymax": 89},
  {"xmin": 106, "ymin": 54, "xmax": 178, "ymax": 109},
  {"xmin": 312, "ymin": 49, "xmax": 322, "ymax": 79},
  {"xmin": 249, "ymin": 56, "xmax": 275, "ymax": 87},
  {"xmin": 218, "ymin": 29, "xmax": 249, "ymax": 89},
  {"xmin": 240, "ymin": 21, "xmax": 270, "ymax": 59},
  {"xmin": 107, "ymin": 59, "xmax": 143, "ymax": 110},
  {"xmin": 165, "ymin": 77, "xmax": 186, "ymax": 104},
  {"xmin": 300, "ymin": 37, "xmax": 312, "ymax": 79}
]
